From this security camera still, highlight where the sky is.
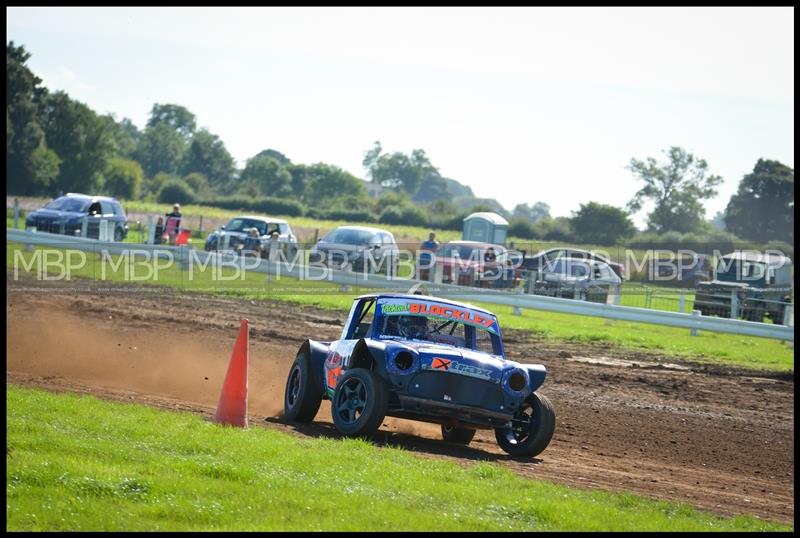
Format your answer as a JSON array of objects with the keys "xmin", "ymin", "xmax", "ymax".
[{"xmin": 6, "ymin": 7, "xmax": 794, "ymax": 227}]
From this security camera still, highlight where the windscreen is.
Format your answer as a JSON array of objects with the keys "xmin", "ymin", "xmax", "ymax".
[
  {"xmin": 225, "ymin": 218, "xmax": 268, "ymax": 234},
  {"xmin": 323, "ymin": 228, "xmax": 375, "ymax": 245},
  {"xmin": 439, "ymin": 244, "xmax": 479, "ymax": 259},
  {"xmin": 376, "ymin": 298, "xmax": 501, "ymax": 354},
  {"xmin": 44, "ymin": 197, "xmax": 89, "ymax": 212}
]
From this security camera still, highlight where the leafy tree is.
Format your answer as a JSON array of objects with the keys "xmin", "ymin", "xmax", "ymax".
[
  {"xmin": 103, "ymin": 115, "xmax": 140, "ymax": 159},
  {"xmin": 146, "ymin": 103, "xmax": 196, "ymax": 140},
  {"xmin": 508, "ymin": 218, "xmax": 538, "ymax": 240},
  {"xmin": 183, "ymin": 172, "xmax": 211, "ymax": 198},
  {"xmin": 627, "ymin": 146, "xmax": 723, "ymax": 233},
  {"xmin": 570, "ymin": 202, "xmax": 636, "ymax": 245},
  {"xmin": 286, "ymin": 163, "xmax": 308, "ymax": 198},
  {"xmin": 441, "ymin": 177, "xmax": 474, "ymax": 198},
  {"xmin": 534, "ymin": 217, "xmax": 574, "ymax": 242},
  {"xmin": 135, "ymin": 122, "xmax": 187, "ymax": 178},
  {"xmin": 512, "ymin": 202, "xmax": 551, "ymax": 223},
  {"xmin": 26, "ymin": 144, "xmax": 61, "ymax": 192},
  {"xmin": 255, "ymin": 149, "xmax": 291, "ymax": 165},
  {"xmin": 142, "ymin": 172, "xmax": 179, "ymax": 199},
  {"xmin": 303, "ymin": 163, "xmax": 367, "ymax": 205},
  {"xmin": 413, "ymin": 175, "xmax": 449, "ymax": 202},
  {"xmin": 363, "ymin": 141, "xmax": 438, "ymax": 195},
  {"xmin": 40, "ymin": 91, "xmax": 115, "ymax": 194},
  {"xmin": 374, "ymin": 189, "xmax": 412, "ymax": 214},
  {"xmin": 6, "ymin": 42, "xmax": 57, "ymax": 194},
  {"xmin": 239, "ymin": 155, "xmax": 293, "ymax": 198},
  {"xmin": 157, "ymin": 177, "xmax": 196, "ymax": 205},
  {"xmin": 426, "ymin": 199, "xmax": 458, "ymax": 216},
  {"xmin": 104, "ymin": 157, "xmax": 143, "ymax": 199},
  {"xmin": 182, "ymin": 129, "xmax": 235, "ymax": 189},
  {"xmin": 724, "ymin": 159, "xmax": 794, "ymax": 243}
]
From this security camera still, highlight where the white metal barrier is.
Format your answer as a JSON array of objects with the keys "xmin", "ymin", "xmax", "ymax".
[{"xmin": 7, "ymin": 229, "xmax": 794, "ymax": 342}]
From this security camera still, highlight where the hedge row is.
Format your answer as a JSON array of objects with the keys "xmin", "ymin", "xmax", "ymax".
[{"xmin": 200, "ymin": 195, "xmax": 305, "ymax": 217}]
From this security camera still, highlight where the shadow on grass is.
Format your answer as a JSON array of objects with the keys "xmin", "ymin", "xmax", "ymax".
[{"xmin": 264, "ymin": 415, "xmax": 543, "ymax": 466}]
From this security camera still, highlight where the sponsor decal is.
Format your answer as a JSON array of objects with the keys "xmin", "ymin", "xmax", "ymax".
[
  {"xmin": 431, "ymin": 357, "xmax": 451, "ymax": 371},
  {"xmin": 379, "ymin": 299, "xmax": 499, "ymax": 334},
  {"xmin": 426, "ymin": 357, "xmax": 494, "ymax": 381},
  {"xmin": 381, "ymin": 303, "xmax": 410, "ymax": 314},
  {"xmin": 327, "ymin": 366, "xmax": 342, "ymax": 389}
]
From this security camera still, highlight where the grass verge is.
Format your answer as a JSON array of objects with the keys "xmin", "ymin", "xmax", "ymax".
[{"xmin": 6, "ymin": 387, "xmax": 789, "ymax": 531}]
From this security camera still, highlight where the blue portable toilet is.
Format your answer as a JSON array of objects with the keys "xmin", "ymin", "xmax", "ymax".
[{"xmin": 462, "ymin": 212, "xmax": 509, "ymax": 245}]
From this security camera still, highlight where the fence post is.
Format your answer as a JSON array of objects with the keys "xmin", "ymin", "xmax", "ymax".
[
  {"xmin": 513, "ymin": 286, "xmax": 523, "ymax": 315},
  {"xmin": 433, "ymin": 260, "xmax": 443, "ymax": 285},
  {"xmin": 783, "ymin": 304, "xmax": 794, "ymax": 327},
  {"xmin": 81, "ymin": 217, "xmax": 88, "ymax": 238},
  {"xmin": 730, "ymin": 291, "xmax": 739, "ymax": 319},
  {"xmin": 678, "ymin": 291, "xmax": 686, "ymax": 313},
  {"xmin": 690, "ymin": 309, "xmax": 700, "ymax": 336},
  {"xmin": 144, "ymin": 216, "xmax": 153, "ymax": 244},
  {"xmin": 13, "ymin": 198, "xmax": 19, "ymax": 229},
  {"xmin": 784, "ymin": 304, "xmax": 794, "ymax": 348}
]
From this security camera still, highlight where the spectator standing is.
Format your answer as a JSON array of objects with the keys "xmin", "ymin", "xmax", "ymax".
[{"xmin": 419, "ymin": 232, "xmax": 440, "ymax": 280}]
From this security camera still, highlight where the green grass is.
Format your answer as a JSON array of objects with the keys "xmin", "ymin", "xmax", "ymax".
[
  {"xmin": 6, "ymin": 386, "xmax": 789, "ymax": 531},
  {"xmin": 7, "ymin": 242, "xmax": 794, "ymax": 372}
]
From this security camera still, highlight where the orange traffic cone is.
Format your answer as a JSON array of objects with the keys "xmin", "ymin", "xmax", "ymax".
[{"xmin": 214, "ymin": 318, "xmax": 250, "ymax": 427}]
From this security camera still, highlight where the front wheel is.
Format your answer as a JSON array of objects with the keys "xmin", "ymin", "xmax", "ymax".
[
  {"xmin": 495, "ymin": 392, "xmax": 555, "ymax": 457},
  {"xmin": 331, "ymin": 368, "xmax": 388, "ymax": 437},
  {"xmin": 284, "ymin": 351, "xmax": 323, "ymax": 423},
  {"xmin": 114, "ymin": 226, "xmax": 124, "ymax": 242}
]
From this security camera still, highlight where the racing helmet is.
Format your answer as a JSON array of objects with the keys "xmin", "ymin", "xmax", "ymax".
[{"xmin": 398, "ymin": 315, "xmax": 427, "ymax": 339}]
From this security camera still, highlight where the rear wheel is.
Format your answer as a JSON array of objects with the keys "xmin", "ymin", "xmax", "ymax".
[
  {"xmin": 284, "ymin": 351, "xmax": 323, "ymax": 423},
  {"xmin": 331, "ymin": 368, "xmax": 388, "ymax": 437},
  {"xmin": 495, "ymin": 392, "xmax": 555, "ymax": 457},
  {"xmin": 441, "ymin": 424, "xmax": 476, "ymax": 445}
]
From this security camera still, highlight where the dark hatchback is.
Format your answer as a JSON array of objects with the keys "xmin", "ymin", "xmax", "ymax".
[{"xmin": 25, "ymin": 193, "xmax": 128, "ymax": 241}]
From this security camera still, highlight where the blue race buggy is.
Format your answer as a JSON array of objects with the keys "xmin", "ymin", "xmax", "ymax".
[{"xmin": 283, "ymin": 293, "xmax": 555, "ymax": 457}]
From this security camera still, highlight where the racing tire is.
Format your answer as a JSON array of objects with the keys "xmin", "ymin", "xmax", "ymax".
[
  {"xmin": 441, "ymin": 424, "xmax": 476, "ymax": 445},
  {"xmin": 331, "ymin": 368, "xmax": 388, "ymax": 438},
  {"xmin": 495, "ymin": 392, "xmax": 555, "ymax": 458},
  {"xmin": 114, "ymin": 226, "xmax": 124, "ymax": 242},
  {"xmin": 284, "ymin": 351, "xmax": 323, "ymax": 423}
]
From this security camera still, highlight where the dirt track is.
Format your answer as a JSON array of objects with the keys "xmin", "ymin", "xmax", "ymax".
[{"xmin": 6, "ymin": 276, "xmax": 795, "ymax": 524}]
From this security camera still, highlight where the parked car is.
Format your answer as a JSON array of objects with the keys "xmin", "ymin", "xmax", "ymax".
[
  {"xmin": 522, "ymin": 248, "xmax": 625, "ymax": 280},
  {"xmin": 531, "ymin": 258, "xmax": 622, "ymax": 303},
  {"xmin": 647, "ymin": 253, "xmax": 712, "ymax": 286},
  {"xmin": 282, "ymin": 292, "xmax": 556, "ymax": 457},
  {"xmin": 433, "ymin": 241, "xmax": 519, "ymax": 288},
  {"xmin": 694, "ymin": 251, "xmax": 793, "ymax": 323},
  {"xmin": 25, "ymin": 193, "xmax": 128, "ymax": 241},
  {"xmin": 204, "ymin": 215, "xmax": 298, "ymax": 258},
  {"xmin": 308, "ymin": 225, "xmax": 399, "ymax": 273}
]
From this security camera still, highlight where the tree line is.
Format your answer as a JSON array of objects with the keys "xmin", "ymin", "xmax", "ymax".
[{"xmin": 6, "ymin": 42, "xmax": 794, "ymax": 250}]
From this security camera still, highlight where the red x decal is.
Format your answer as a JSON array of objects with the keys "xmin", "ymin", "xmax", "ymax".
[{"xmin": 431, "ymin": 357, "xmax": 451, "ymax": 371}]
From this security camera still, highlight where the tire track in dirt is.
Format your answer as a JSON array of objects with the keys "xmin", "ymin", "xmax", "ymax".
[{"xmin": 6, "ymin": 277, "xmax": 794, "ymax": 523}]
